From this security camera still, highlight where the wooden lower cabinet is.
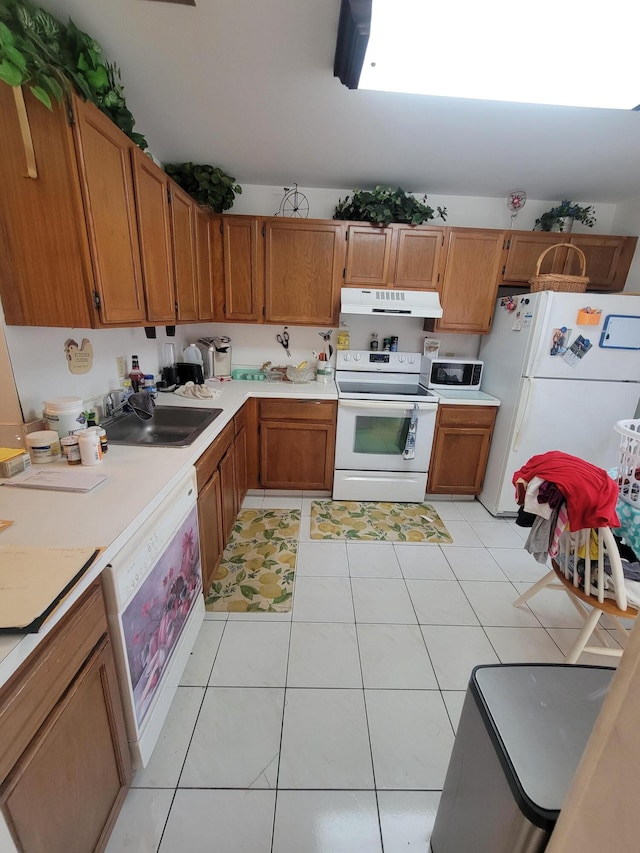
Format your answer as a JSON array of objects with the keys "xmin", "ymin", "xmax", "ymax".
[
  {"xmin": 0, "ymin": 583, "xmax": 132, "ymax": 853},
  {"xmin": 196, "ymin": 406, "xmax": 251, "ymax": 593},
  {"xmin": 197, "ymin": 467, "xmax": 225, "ymax": 594},
  {"xmin": 219, "ymin": 443, "xmax": 237, "ymax": 542},
  {"xmin": 259, "ymin": 399, "xmax": 337, "ymax": 490},
  {"xmin": 427, "ymin": 405, "xmax": 498, "ymax": 495}
]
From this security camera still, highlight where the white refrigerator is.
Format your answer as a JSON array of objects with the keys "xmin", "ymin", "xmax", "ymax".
[{"xmin": 478, "ymin": 291, "xmax": 640, "ymax": 516}]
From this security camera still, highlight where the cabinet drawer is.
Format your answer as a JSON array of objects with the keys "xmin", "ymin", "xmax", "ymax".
[
  {"xmin": 437, "ymin": 405, "xmax": 497, "ymax": 428},
  {"xmin": 260, "ymin": 399, "xmax": 336, "ymax": 423},
  {"xmin": 195, "ymin": 420, "xmax": 235, "ymax": 489},
  {"xmin": 0, "ymin": 582, "xmax": 107, "ymax": 782}
]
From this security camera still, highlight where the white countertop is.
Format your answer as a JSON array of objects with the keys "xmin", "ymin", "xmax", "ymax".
[
  {"xmin": 431, "ymin": 389, "xmax": 501, "ymax": 406},
  {"xmin": 0, "ymin": 379, "xmax": 337, "ymax": 684}
]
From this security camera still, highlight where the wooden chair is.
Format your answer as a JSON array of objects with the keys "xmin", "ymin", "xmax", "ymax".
[{"xmin": 513, "ymin": 527, "xmax": 638, "ymax": 663}]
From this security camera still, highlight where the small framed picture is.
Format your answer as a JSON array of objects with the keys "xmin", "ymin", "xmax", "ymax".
[{"xmin": 424, "ymin": 337, "xmax": 440, "ymax": 358}]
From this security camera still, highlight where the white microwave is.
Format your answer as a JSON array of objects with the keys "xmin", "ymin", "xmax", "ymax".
[{"xmin": 421, "ymin": 357, "xmax": 484, "ymax": 390}]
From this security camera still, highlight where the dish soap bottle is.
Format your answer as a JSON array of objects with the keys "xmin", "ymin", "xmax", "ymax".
[{"xmin": 336, "ymin": 322, "xmax": 350, "ymax": 351}]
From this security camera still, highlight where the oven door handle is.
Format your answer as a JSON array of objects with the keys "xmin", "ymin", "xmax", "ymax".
[{"xmin": 338, "ymin": 400, "xmax": 438, "ymax": 411}]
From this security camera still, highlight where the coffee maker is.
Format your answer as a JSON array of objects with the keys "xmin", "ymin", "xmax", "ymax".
[{"xmin": 196, "ymin": 337, "xmax": 232, "ymax": 379}]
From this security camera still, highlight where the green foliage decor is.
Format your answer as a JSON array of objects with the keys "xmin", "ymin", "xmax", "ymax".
[
  {"xmin": 165, "ymin": 162, "xmax": 242, "ymax": 213},
  {"xmin": 534, "ymin": 200, "xmax": 597, "ymax": 232},
  {"xmin": 0, "ymin": 0, "xmax": 147, "ymax": 149},
  {"xmin": 333, "ymin": 186, "xmax": 447, "ymax": 226}
]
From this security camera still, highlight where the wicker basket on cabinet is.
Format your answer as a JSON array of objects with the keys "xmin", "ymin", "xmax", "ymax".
[{"xmin": 528, "ymin": 243, "xmax": 589, "ymax": 292}]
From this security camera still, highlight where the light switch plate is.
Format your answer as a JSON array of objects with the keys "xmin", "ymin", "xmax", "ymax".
[{"xmin": 116, "ymin": 356, "xmax": 126, "ymax": 378}]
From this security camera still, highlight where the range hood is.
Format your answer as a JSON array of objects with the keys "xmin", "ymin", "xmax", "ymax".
[{"xmin": 340, "ymin": 288, "xmax": 443, "ymax": 318}]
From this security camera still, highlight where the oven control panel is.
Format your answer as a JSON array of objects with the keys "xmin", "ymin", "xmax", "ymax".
[{"xmin": 336, "ymin": 350, "xmax": 421, "ymax": 372}]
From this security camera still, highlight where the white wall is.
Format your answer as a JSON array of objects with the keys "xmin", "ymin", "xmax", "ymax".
[
  {"xmin": 232, "ymin": 184, "xmax": 618, "ymax": 233},
  {"xmin": 612, "ymin": 197, "xmax": 640, "ymax": 292},
  {"xmin": 6, "ymin": 317, "xmax": 479, "ymax": 423},
  {"xmin": 0, "ymin": 183, "xmax": 631, "ymax": 423}
]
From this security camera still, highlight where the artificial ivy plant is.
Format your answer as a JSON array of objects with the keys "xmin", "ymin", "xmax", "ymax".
[
  {"xmin": 165, "ymin": 162, "xmax": 242, "ymax": 213},
  {"xmin": 333, "ymin": 186, "xmax": 447, "ymax": 226},
  {"xmin": 0, "ymin": 0, "xmax": 147, "ymax": 148},
  {"xmin": 534, "ymin": 200, "xmax": 597, "ymax": 232}
]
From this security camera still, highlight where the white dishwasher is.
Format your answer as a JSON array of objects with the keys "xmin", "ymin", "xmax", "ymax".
[{"xmin": 102, "ymin": 468, "xmax": 204, "ymax": 768}]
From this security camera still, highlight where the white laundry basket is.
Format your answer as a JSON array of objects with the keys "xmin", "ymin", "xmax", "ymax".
[{"xmin": 614, "ymin": 419, "xmax": 640, "ymax": 506}]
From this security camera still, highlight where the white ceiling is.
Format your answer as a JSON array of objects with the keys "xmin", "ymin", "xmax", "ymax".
[{"xmin": 41, "ymin": 0, "xmax": 640, "ymax": 203}]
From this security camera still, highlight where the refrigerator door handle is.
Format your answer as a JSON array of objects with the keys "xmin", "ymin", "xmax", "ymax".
[{"xmin": 513, "ymin": 378, "xmax": 533, "ymax": 452}]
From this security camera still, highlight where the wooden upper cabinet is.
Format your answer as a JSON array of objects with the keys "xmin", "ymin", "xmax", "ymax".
[
  {"xmin": 567, "ymin": 234, "xmax": 638, "ymax": 292},
  {"xmin": 343, "ymin": 223, "xmax": 446, "ymax": 290},
  {"xmin": 437, "ymin": 228, "xmax": 506, "ymax": 334},
  {"xmin": 394, "ymin": 226, "xmax": 446, "ymax": 290},
  {"xmin": 501, "ymin": 232, "xmax": 563, "ymax": 283},
  {"xmin": 0, "ymin": 85, "xmax": 95, "ymax": 327},
  {"xmin": 264, "ymin": 219, "xmax": 345, "ymax": 325},
  {"xmin": 169, "ymin": 184, "xmax": 198, "ymax": 322},
  {"xmin": 72, "ymin": 96, "xmax": 146, "ymax": 325},
  {"xmin": 130, "ymin": 148, "xmax": 176, "ymax": 323},
  {"xmin": 502, "ymin": 231, "xmax": 638, "ymax": 292},
  {"xmin": 194, "ymin": 207, "xmax": 216, "ymax": 321},
  {"xmin": 208, "ymin": 215, "xmax": 225, "ymax": 320},
  {"xmin": 222, "ymin": 216, "xmax": 263, "ymax": 321},
  {"xmin": 344, "ymin": 224, "xmax": 395, "ymax": 287}
]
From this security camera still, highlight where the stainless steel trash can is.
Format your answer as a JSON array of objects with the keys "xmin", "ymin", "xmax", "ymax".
[{"xmin": 431, "ymin": 663, "xmax": 614, "ymax": 853}]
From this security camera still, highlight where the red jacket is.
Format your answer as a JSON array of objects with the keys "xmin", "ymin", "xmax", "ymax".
[{"xmin": 512, "ymin": 451, "xmax": 620, "ymax": 531}]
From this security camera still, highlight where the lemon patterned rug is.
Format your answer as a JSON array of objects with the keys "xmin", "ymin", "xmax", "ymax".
[
  {"xmin": 205, "ymin": 509, "xmax": 300, "ymax": 613},
  {"xmin": 310, "ymin": 500, "xmax": 453, "ymax": 543}
]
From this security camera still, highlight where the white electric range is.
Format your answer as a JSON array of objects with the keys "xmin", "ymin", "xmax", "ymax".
[{"xmin": 333, "ymin": 351, "xmax": 439, "ymax": 502}]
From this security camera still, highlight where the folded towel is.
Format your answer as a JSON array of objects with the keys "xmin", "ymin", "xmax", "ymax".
[{"xmin": 174, "ymin": 382, "xmax": 220, "ymax": 400}]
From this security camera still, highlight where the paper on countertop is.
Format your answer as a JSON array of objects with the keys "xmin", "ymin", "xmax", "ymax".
[
  {"xmin": 0, "ymin": 545, "xmax": 101, "ymax": 632},
  {"xmin": 3, "ymin": 469, "xmax": 108, "ymax": 492}
]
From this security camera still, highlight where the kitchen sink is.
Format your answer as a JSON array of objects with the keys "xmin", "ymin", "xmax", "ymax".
[{"xmin": 103, "ymin": 405, "xmax": 223, "ymax": 447}]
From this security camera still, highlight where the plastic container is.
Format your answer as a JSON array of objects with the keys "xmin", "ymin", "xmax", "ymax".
[
  {"xmin": 370, "ymin": 333, "xmax": 379, "ymax": 351},
  {"xmin": 26, "ymin": 430, "xmax": 61, "ymax": 464},
  {"xmin": 43, "ymin": 396, "xmax": 86, "ymax": 438},
  {"xmin": 78, "ymin": 428, "xmax": 103, "ymax": 466},
  {"xmin": 336, "ymin": 323, "xmax": 350, "ymax": 350},
  {"xmin": 60, "ymin": 435, "xmax": 81, "ymax": 465}
]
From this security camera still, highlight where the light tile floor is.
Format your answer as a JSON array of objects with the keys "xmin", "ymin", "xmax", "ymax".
[{"xmin": 106, "ymin": 496, "xmax": 619, "ymax": 853}]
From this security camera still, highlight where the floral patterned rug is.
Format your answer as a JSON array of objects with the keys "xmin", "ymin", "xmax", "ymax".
[
  {"xmin": 204, "ymin": 509, "xmax": 300, "ymax": 613},
  {"xmin": 310, "ymin": 500, "xmax": 453, "ymax": 543}
]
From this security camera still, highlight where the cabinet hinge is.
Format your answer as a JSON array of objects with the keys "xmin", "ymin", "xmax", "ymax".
[
  {"xmin": 501, "ymin": 264, "xmax": 506, "ymax": 276},
  {"xmin": 220, "ymin": 222, "xmax": 223, "ymax": 234},
  {"xmin": 175, "ymin": 301, "xmax": 179, "ymax": 313},
  {"xmin": 262, "ymin": 305, "xmax": 266, "ymax": 317},
  {"xmin": 167, "ymin": 187, "xmax": 172, "ymax": 204},
  {"xmin": 262, "ymin": 224, "xmax": 266, "ymax": 237},
  {"xmin": 437, "ymin": 272, "xmax": 440, "ymax": 283},
  {"xmin": 342, "ymin": 268, "xmax": 346, "ymax": 278},
  {"xmin": 441, "ymin": 234, "xmax": 445, "ymax": 246},
  {"xmin": 65, "ymin": 97, "xmax": 75, "ymax": 126},
  {"xmin": 93, "ymin": 290, "xmax": 101, "ymax": 310},
  {"xmin": 345, "ymin": 230, "xmax": 349, "ymax": 241}
]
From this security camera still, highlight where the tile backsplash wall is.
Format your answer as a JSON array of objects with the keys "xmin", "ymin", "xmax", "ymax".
[{"xmin": 4, "ymin": 318, "xmax": 481, "ymax": 422}]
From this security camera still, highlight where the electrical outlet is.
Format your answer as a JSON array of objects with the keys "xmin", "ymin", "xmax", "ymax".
[{"xmin": 116, "ymin": 356, "xmax": 126, "ymax": 379}]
